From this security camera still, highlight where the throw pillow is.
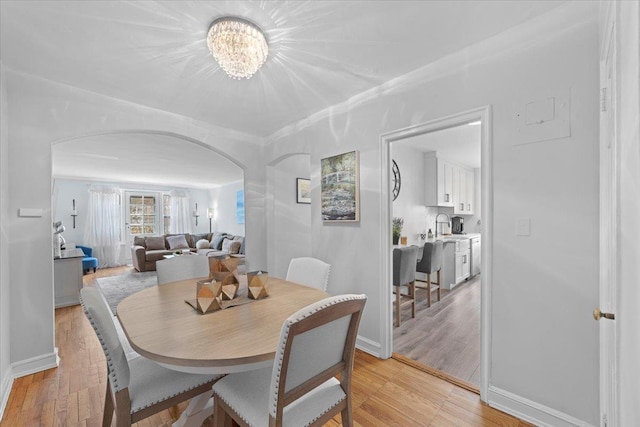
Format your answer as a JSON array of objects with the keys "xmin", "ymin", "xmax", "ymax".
[
  {"xmin": 195, "ymin": 239, "xmax": 210, "ymax": 250},
  {"xmin": 145, "ymin": 236, "xmax": 165, "ymax": 250},
  {"xmin": 221, "ymin": 238, "xmax": 235, "ymax": 253},
  {"xmin": 167, "ymin": 234, "xmax": 189, "ymax": 250},
  {"xmin": 211, "ymin": 233, "xmax": 227, "ymax": 250},
  {"xmin": 229, "ymin": 241, "xmax": 241, "ymax": 255},
  {"xmin": 233, "ymin": 236, "xmax": 245, "ymax": 255}
]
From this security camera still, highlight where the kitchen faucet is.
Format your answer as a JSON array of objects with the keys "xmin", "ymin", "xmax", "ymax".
[{"xmin": 435, "ymin": 213, "xmax": 450, "ymax": 237}]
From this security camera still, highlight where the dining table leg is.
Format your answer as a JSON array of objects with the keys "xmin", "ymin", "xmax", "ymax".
[{"xmin": 172, "ymin": 390, "xmax": 214, "ymax": 427}]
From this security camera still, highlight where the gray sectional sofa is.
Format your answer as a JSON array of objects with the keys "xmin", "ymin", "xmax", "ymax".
[{"xmin": 131, "ymin": 232, "xmax": 245, "ymax": 272}]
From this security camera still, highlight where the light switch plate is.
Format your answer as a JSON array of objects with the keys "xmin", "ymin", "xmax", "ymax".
[{"xmin": 516, "ymin": 218, "xmax": 531, "ymax": 236}]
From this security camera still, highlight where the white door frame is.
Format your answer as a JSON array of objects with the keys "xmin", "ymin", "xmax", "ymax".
[
  {"xmin": 598, "ymin": 3, "xmax": 618, "ymax": 426},
  {"xmin": 379, "ymin": 105, "xmax": 492, "ymax": 399}
]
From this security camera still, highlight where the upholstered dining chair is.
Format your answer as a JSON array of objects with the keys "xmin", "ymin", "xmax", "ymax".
[
  {"xmin": 392, "ymin": 245, "xmax": 419, "ymax": 327},
  {"xmin": 212, "ymin": 294, "xmax": 367, "ymax": 427},
  {"xmin": 80, "ymin": 287, "xmax": 222, "ymax": 427},
  {"xmin": 156, "ymin": 254, "xmax": 209, "ymax": 285},
  {"xmin": 285, "ymin": 257, "xmax": 331, "ymax": 292},
  {"xmin": 415, "ymin": 241, "xmax": 443, "ymax": 307}
]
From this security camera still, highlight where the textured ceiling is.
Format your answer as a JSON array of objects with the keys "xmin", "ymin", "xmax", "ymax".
[{"xmin": 1, "ymin": 0, "xmax": 566, "ymax": 138}]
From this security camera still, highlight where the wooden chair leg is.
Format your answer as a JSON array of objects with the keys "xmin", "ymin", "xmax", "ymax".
[
  {"xmin": 102, "ymin": 381, "xmax": 114, "ymax": 427},
  {"xmin": 395, "ymin": 287, "xmax": 401, "ymax": 327},
  {"xmin": 426, "ymin": 273, "xmax": 431, "ymax": 307},
  {"xmin": 341, "ymin": 399, "xmax": 353, "ymax": 427},
  {"xmin": 437, "ymin": 270, "xmax": 441, "ymax": 301},
  {"xmin": 410, "ymin": 281, "xmax": 416, "ymax": 318}
]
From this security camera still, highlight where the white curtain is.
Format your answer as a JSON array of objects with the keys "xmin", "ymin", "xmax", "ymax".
[
  {"xmin": 170, "ymin": 190, "xmax": 192, "ymax": 234},
  {"xmin": 85, "ymin": 185, "xmax": 122, "ymax": 268}
]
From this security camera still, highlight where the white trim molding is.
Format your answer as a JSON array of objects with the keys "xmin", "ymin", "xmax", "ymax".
[
  {"xmin": 356, "ymin": 335, "xmax": 382, "ymax": 358},
  {"xmin": 379, "ymin": 105, "xmax": 492, "ymax": 401},
  {"xmin": 0, "ymin": 367, "xmax": 13, "ymax": 422},
  {"xmin": 11, "ymin": 349, "xmax": 59, "ymax": 379},
  {"xmin": 487, "ymin": 386, "xmax": 597, "ymax": 427}
]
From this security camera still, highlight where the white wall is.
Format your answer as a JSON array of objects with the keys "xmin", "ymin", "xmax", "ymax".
[
  {"xmin": 3, "ymin": 70, "xmax": 265, "ymax": 374},
  {"xmin": 208, "ymin": 181, "xmax": 245, "ymax": 237},
  {"xmin": 390, "ymin": 143, "xmax": 427, "ymax": 243},
  {"xmin": 0, "ymin": 64, "xmax": 12, "ymax": 417},
  {"xmin": 267, "ymin": 154, "xmax": 311, "ymax": 279},
  {"xmin": 265, "ymin": 3, "xmax": 600, "ymax": 425}
]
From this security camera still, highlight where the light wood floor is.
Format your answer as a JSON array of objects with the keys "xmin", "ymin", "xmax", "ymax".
[
  {"xmin": 0, "ymin": 267, "xmax": 530, "ymax": 426},
  {"xmin": 393, "ymin": 275, "xmax": 481, "ymax": 387}
]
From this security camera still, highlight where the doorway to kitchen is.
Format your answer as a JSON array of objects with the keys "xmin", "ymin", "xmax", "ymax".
[{"xmin": 380, "ymin": 106, "xmax": 492, "ymax": 398}]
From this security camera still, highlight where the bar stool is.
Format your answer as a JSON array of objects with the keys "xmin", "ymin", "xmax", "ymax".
[
  {"xmin": 416, "ymin": 241, "xmax": 443, "ymax": 307},
  {"xmin": 392, "ymin": 245, "xmax": 419, "ymax": 327}
]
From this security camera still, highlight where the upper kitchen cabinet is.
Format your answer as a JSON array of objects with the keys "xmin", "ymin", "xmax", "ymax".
[
  {"xmin": 453, "ymin": 165, "xmax": 475, "ymax": 215},
  {"xmin": 465, "ymin": 168, "xmax": 475, "ymax": 215},
  {"xmin": 425, "ymin": 152, "xmax": 475, "ymax": 214},
  {"xmin": 424, "ymin": 152, "xmax": 454, "ymax": 208}
]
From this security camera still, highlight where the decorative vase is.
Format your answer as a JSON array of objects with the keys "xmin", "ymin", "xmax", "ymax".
[{"xmin": 392, "ymin": 235, "xmax": 400, "ymax": 245}]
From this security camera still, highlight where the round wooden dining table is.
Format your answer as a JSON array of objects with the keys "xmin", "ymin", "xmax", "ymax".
[
  {"xmin": 117, "ymin": 276, "xmax": 329, "ymax": 427},
  {"xmin": 117, "ymin": 276, "xmax": 329, "ymax": 375}
]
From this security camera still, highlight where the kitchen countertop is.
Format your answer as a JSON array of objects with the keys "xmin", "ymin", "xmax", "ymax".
[{"xmin": 434, "ymin": 233, "xmax": 481, "ymax": 243}]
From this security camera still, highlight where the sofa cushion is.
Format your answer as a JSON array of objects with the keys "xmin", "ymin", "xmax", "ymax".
[
  {"xmin": 134, "ymin": 236, "xmax": 146, "ymax": 248},
  {"xmin": 195, "ymin": 239, "xmax": 210, "ymax": 250},
  {"xmin": 145, "ymin": 236, "xmax": 166, "ymax": 250},
  {"xmin": 167, "ymin": 234, "xmax": 189, "ymax": 250},
  {"xmin": 145, "ymin": 249, "xmax": 172, "ymax": 262},
  {"xmin": 191, "ymin": 233, "xmax": 210, "ymax": 247},
  {"xmin": 211, "ymin": 233, "xmax": 227, "ymax": 250}
]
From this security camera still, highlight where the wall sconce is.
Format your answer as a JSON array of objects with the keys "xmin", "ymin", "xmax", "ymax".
[
  {"xmin": 193, "ymin": 203, "xmax": 200, "ymax": 226},
  {"xmin": 207, "ymin": 208, "xmax": 215, "ymax": 233},
  {"xmin": 70, "ymin": 199, "xmax": 78, "ymax": 228}
]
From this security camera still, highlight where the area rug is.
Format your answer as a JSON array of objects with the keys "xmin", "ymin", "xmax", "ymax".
[{"xmin": 95, "ymin": 271, "xmax": 157, "ymax": 315}]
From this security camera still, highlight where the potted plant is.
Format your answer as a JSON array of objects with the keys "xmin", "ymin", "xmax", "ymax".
[{"xmin": 392, "ymin": 217, "xmax": 403, "ymax": 245}]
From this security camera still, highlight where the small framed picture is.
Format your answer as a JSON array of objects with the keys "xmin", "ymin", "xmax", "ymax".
[{"xmin": 296, "ymin": 178, "xmax": 311, "ymax": 204}]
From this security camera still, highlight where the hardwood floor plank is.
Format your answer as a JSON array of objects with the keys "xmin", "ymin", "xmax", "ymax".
[
  {"xmin": 394, "ymin": 275, "xmax": 481, "ymax": 386},
  {"xmin": 0, "ymin": 267, "xmax": 527, "ymax": 427}
]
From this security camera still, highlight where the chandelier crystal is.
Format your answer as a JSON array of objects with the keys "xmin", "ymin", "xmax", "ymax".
[{"xmin": 207, "ymin": 17, "xmax": 268, "ymax": 80}]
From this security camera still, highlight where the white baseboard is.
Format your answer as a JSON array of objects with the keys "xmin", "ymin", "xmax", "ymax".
[
  {"xmin": 487, "ymin": 386, "xmax": 596, "ymax": 427},
  {"xmin": 0, "ymin": 366, "xmax": 13, "ymax": 422},
  {"xmin": 356, "ymin": 335, "xmax": 381, "ymax": 358},
  {"xmin": 11, "ymin": 348, "xmax": 59, "ymax": 379}
]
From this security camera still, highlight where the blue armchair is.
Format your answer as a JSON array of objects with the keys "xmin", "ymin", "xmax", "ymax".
[{"xmin": 77, "ymin": 245, "xmax": 98, "ymax": 274}]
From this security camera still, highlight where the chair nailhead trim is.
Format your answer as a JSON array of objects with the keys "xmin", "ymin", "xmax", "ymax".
[{"xmin": 269, "ymin": 294, "xmax": 365, "ymax": 417}]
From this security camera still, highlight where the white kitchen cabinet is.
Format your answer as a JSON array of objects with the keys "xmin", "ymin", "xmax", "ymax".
[
  {"xmin": 442, "ymin": 238, "xmax": 471, "ymax": 290},
  {"xmin": 465, "ymin": 168, "xmax": 475, "ymax": 215},
  {"xmin": 456, "ymin": 250, "xmax": 470, "ymax": 282},
  {"xmin": 424, "ymin": 152, "xmax": 454, "ymax": 207},
  {"xmin": 453, "ymin": 166, "xmax": 468, "ymax": 214}
]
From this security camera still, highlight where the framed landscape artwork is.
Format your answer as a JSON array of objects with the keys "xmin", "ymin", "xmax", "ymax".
[
  {"xmin": 320, "ymin": 150, "xmax": 360, "ymax": 222},
  {"xmin": 296, "ymin": 178, "xmax": 311, "ymax": 204}
]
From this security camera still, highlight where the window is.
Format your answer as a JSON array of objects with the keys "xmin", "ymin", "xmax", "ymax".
[
  {"xmin": 163, "ymin": 194, "xmax": 171, "ymax": 234},
  {"xmin": 128, "ymin": 194, "xmax": 158, "ymax": 235}
]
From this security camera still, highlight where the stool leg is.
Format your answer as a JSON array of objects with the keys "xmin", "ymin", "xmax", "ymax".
[
  {"xmin": 426, "ymin": 273, "xmax": 431, "ymax": 307},
  {"xmin": 437, "ymin": 270, "xmax": 441, "ymax": 301},
  {"xmin": 395, "ymin": 287, "xmax": 401, "ymax": 327},
  {"xmin": 410, "ymin": 281, "xmax": 416, "ymax": 318}
]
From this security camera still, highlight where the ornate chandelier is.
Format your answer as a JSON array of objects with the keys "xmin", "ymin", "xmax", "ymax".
[{"xmin": 206, "ymin": 17, "xmax": 268, "ymax": 80}]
